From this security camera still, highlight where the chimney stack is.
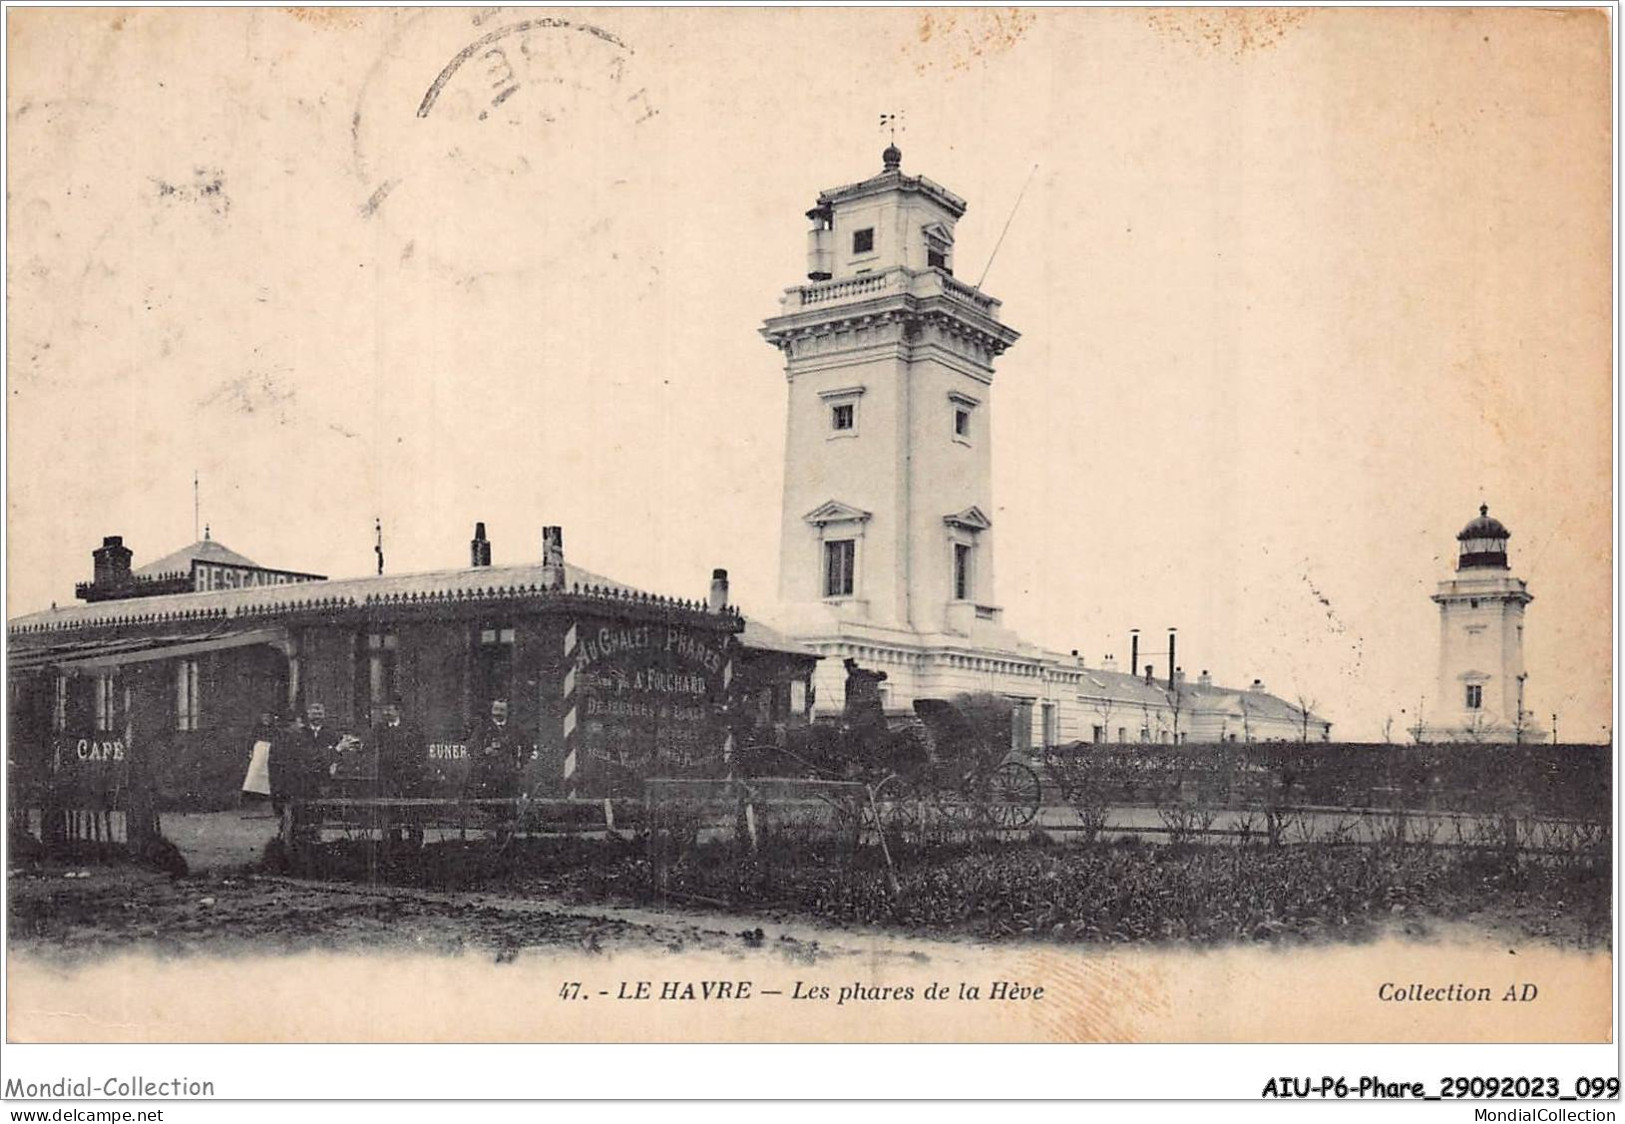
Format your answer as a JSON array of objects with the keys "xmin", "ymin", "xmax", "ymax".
[
  {"xmin": 1144, "ymin": 663, "xmax": 1155, "ymax": 685},
  {"xmin": 1103, "ymin": 653, "xmax": 1117, "ymax": 672},
  {"xmin": 470, "ymin": 522, "xmax": 491, "ymax": 567},
  {"xmin": 541, "ymin": 526, "xmax": 565, "ymax": 590},
  {"xmin": 1130, "ymin": 629, "xmax": 1140, "ymax": 684},
  {"xmin": 708, "ymin": 568, "xmax": 730, "ymax": 611},
  {"xmin": 1167, "ymin": 628, "xmax": 1177, "ymax": 690},
  {"xmin": 1198, "ymin": 669, "xmax": 1212, "ymax": 689},
  {"xmin": 1249, "ymin": 678, "xmax": 1266, "ymax": 693},
  {"xmin": 93, "ymin": 535, "xmax": 133, "ymax": 588}
]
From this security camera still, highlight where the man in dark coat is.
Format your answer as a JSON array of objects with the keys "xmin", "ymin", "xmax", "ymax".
[
  {"xmin": 467, "ymin": 699, "xmax": 528, "ymax": 799},
  {"xmin": 278, "ymin": 702, "xmax": 340, "ymax": 846},
  {"xmin": 299, "ymin": 702, "xmax": 342, "ymax": 797},
  {"xmin": 372, "ymin": 701, "xmax": 426, "ymax": 797}
]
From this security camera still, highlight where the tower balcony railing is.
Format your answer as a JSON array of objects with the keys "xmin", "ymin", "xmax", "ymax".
[{"xmin": 782, "ymin": 266, "xmax": 1001, "ymax": 318}]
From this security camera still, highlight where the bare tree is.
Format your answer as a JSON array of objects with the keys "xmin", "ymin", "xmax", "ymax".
[
  {"xmin": 1091, "ymin": 692, "xmax": 1117, "ymax": 745},
  {"xmin": 1462, "ymin": 709, "xmax": 1490, "ymax": 745},
  {"xmin": 1513, "ymin": 673, "xmax": 1531, "ymax": 745},
  {"xmin": 1165, "ymin": 682, "xmax": 1185, "ymax": 745},
  {"xmin": 1409, "ymin": 695, "xmax": 1427, "ymax": 745},
  {"xmin": 1294, "ymin": 693, "xmax": 1318, "ymax": 746},
  {"xmin": 1381, "ymin": 714, "xmax": 1395, "ymax": 744}
]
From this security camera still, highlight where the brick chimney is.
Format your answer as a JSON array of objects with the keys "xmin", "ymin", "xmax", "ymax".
[
  {"xmin": 708, "ymin": 568, "xmax": 730, "ymax": 611},
  {"xmin": 470, "ymin": 522, "xmax": 492, "ymax": 567},
  {"xmin": 93, "ymin": 535, "xmax": 133, "ymax": 588}
]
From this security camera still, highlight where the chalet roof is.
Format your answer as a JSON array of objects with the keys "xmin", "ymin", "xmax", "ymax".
[
  {"xmin": 10, "ymin": 560, "xmax": 652, "ymax": 638},
  {"xmin": 133, "ymin": 535, "xmax": 261, "ymax": 577}
]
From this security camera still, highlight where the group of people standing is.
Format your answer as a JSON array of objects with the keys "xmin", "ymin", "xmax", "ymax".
[{"xmin": 241, "ymin": 699, "xmax": 535, "ymax": 811}]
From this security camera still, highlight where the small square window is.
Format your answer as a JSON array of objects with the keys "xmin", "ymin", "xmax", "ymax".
[
  {"xmin": 954, "ymin": 408, "xmax": 970, "ymax": 438},
  {"xmin": 852, "ymin": 228, "xmax": 874, "ymax": 254},
  {"xmin": 831, "ymin": 403, "xmax": 855, "ymax": 431}
]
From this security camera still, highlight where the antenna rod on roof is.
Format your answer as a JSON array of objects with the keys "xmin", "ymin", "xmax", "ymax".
[
  {"xmin": 975, "ymin": 162, "xmax": 1039, "ymax": 290},
  {"xmin": 375, "ymin": 517, "xmax": 384, "ymax": 576},
  {"xmin": 193, "ymin": 470, "xmax": 200, "ymax": 542}
]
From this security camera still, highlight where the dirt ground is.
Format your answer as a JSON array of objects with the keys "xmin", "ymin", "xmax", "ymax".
[
  {"xmin": 4, "ymin": 859, "xmax": 942, "ymax": 967},
  {"xmin": 7, "ymin": 809, "xmax": 1608, "ymax": 964}
]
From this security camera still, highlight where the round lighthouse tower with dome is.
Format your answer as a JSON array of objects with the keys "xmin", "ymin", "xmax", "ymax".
[{"xmin": 1421, "ymin": 505, "xmax": 1536, "ymax": 742}]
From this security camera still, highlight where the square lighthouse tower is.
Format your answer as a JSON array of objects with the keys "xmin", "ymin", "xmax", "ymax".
[{"xmin": 762, "ymin": 146, "xmax": 1071, "ymax": 719}]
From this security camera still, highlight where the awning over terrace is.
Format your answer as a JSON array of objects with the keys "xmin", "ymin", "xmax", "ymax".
[{"xmin": 8, "ymin": 625, "xmax": 291, "ymax": 673}]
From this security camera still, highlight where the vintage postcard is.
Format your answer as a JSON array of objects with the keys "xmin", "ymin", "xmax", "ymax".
[{"xmin": 3, "ymin": 4, "xmax": 1614, "ymax": 1080}]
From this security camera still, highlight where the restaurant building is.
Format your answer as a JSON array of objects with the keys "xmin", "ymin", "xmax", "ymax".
[{"xmin": 7, "ymin": 525, "xmax": 818, "ymax": 830}]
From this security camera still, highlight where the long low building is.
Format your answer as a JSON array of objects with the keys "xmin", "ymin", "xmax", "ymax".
[{"xmin": 7, "ymin": 526, "xmax": 819, "ymax": 823}]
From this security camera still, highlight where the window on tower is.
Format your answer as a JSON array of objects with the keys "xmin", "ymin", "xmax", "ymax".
[
  {"xmin": 824, "ymin": 539, "xmax": 856, "ymax": 598},
  {"xmin": 1465, "ymin": 684, "xmax": 1483, "ymax": 710},
  {"xmin": 954, "ymin": 408, "xmax": 970, "ymax": 439},
  {"xmin": 953, "ymin": 542, "xmax": 972, "ymax": 601},
  {"xmin": 852, "ymin": 227, "xmax": 874, "ymax": 255},
  {"xmin": 831, "ymin": 403, "xmax": 854, "ymax": 432}
]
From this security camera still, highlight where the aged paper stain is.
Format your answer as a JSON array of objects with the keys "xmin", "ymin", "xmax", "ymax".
[
  {"xmin": 1144, "ymin": 7, "xmax": 1312, "ymax": 57},
  {"xmin": 909, "ymin": 8, "xmax": 1036, "ymax": 75}
]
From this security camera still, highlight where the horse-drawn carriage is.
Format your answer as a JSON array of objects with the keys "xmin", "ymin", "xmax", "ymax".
[{"xmin": 736, "ymin": 673, "xmax": 1044, "ymax": 837}]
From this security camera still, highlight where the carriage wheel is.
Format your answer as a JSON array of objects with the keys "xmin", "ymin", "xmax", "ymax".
[
  {"xmin": 986, "ymin": 762, "xmax": 1041, "ymax": 829},
  {"xmin": 872, "ymin": 776, "xmax": 925, "ymax": 843}
]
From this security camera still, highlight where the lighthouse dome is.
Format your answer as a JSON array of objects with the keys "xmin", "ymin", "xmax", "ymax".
[{"xmin": 1456, "ymin": 504, "xmax": 1510, "ymax": 569}]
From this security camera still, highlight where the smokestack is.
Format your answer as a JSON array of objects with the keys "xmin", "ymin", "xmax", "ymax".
[
  {"xmin": 708, "ymin": 568, "xmax": 730, "ymax": 611},
  {"xmin": 1167, "ymin": 628, "xmax": 1177, "ymax": 690},
  {"xmin": 93, "ymin": 535, "xmax": 132, "ymax": 587},
  {"xmin": 541, "ymin": 526, "xmax": 565, "ymax": 590},
  {"xmin": 1130, "ymin": 629, "xmax": 1139, "ymax": 684},
  {"xmin": 470, "ymin": 522, "xmax": 491, "ymax": 567}
]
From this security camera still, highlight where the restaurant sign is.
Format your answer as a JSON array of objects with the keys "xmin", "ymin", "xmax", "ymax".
[{"xmin": 191, "ymin": 560, "xmax": 326, "ymax": 592}]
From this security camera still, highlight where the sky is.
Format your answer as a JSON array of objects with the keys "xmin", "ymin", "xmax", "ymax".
[{"xmin": 6, "ymin": 7, "xmax": 1613, "ymax": 740}]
